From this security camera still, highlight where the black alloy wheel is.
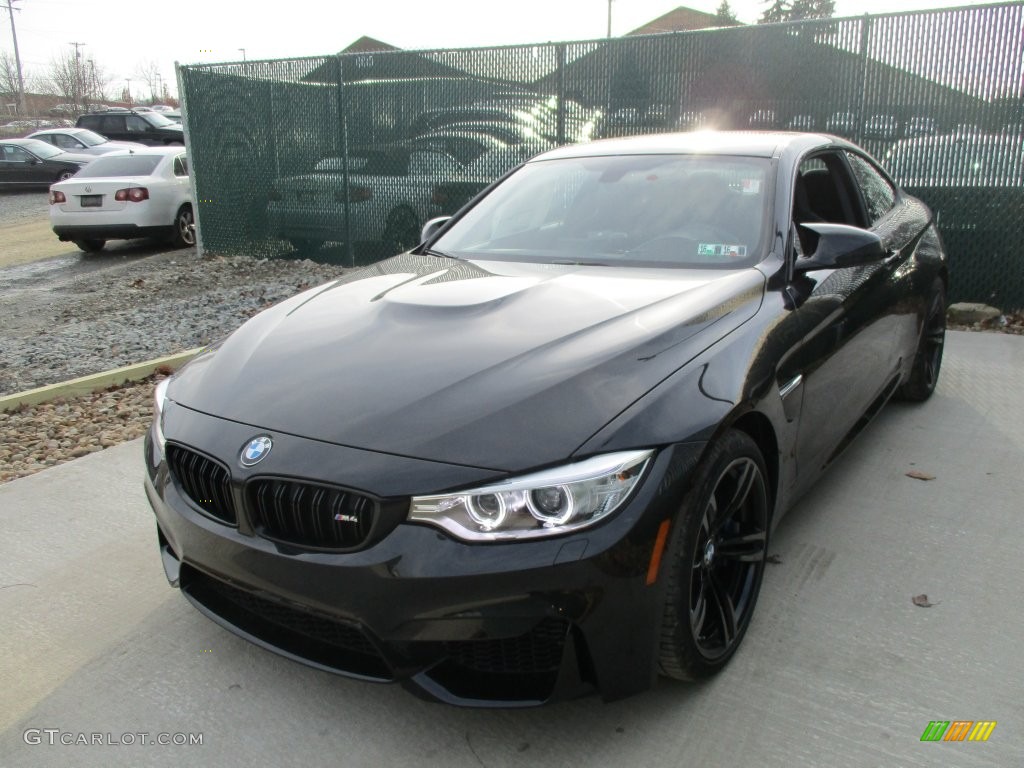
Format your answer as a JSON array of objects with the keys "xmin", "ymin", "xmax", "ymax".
[
  {"xmin": 897, "ymin": 277, "xmax": 945, "ymax": 402},
  {"xmin": 659, "ymin": 429, "xmax": 770, "ymax": 680}
]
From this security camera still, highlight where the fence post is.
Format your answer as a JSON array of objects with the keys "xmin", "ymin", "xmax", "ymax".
[
  {"xmin": 556, "ymin": 43, "xmax": 566, "ymax": 145},
  {"xmin": 855, "ymin": 13, "xmax": 872, "ymax": 145},
  {"xmin": 336, "ymin": 54, "xmax": 354, "ymax": 267}
]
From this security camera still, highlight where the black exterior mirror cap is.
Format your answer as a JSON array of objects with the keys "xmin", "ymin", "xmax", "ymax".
[{"xmin": 794, "ymin": 222, "xmax": 886, "ymax": 272}]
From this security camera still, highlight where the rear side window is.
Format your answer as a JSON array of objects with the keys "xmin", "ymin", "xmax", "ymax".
[
  {"xmin": 76, "ymin": 155, "xmax": 162, "ymax": 178},
  {"xmin": 78, "ymin": 116, "xmax": 101, "ymax": 130},
  {"xmin": 173, "ymin": 155, "xmax": 189, "ymax": 177},
  {"xmin": 100, "ymin": 116, "xmax": 124, "ymax": 134},
  {"xmin": 845, "ymin": 152, "xmax": 896, "ymax": 224}
]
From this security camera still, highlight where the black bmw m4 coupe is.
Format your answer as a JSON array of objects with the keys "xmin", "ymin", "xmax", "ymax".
[{"xmin": 145, "ymin": 131, "xmax": 947, "ymax": 706}]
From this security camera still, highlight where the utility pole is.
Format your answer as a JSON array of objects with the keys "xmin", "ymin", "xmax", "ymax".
[
  {"xmin": 125, "ymin": 77, "xmax": 131, "ymax": 104},
  {"xmin": 88, "ymin": 58, "xmax": 97, "ymax": 107},
  {"xmin": 69, "ymin": 41, "xmax": 85, "ymax": 110},
  {"xmin": 3, "ymin": 0, "xmax": 25, "ymax": 114},
  {"xmin": 607, "ymin": 0, "xmax": 613, "ymax": 37},
  {"xmin": 238, "ymin": 48, "xmax": 246, "ymax": 61}
]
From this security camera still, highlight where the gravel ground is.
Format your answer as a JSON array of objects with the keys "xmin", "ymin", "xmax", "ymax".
[
  {"xmin": 0, "ymin": 374, "xmax": 164, "ymax": 483},
  {"xmin": 0, "ymin": 190, "xmax": 50, "ymax": 226},
  {"xmin": 0, "ymin": 247, "xmax": 347, "ymax": 484},
  {"xmin": 0, "ymin": 250, "xmax": 346, "ymax": 396}
]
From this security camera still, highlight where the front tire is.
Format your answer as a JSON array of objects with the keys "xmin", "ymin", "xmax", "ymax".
[
  {"xmin": 73, "ymin": 239, "xmax": 105, "ymax": 253},
  {"xmin": 659, "ymin": 429, "xmax": 770, "ymax": 681},
  {"xmin": 897, "ymin": 278, "xmax": 945, "ymax": 402},
  {"xmin": 170, "ymin": 204, "xmax": 196, "ymax": 248}
]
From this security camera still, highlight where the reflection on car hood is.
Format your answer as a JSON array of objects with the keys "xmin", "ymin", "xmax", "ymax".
[
  {"xmin": 53, "ymin": 151, "xmax": 95, "ymax": 164},
  {"xmin": 169, "ymin": 254, "xmax": 764, "ymax": 471}
]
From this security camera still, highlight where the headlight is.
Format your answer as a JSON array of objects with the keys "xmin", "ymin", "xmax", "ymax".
[
  {"xmin": 152, "ymin": 377, "xmax": 170, "ymax": 453},
  {"xmin": 409, "ymin": 449, "xmax": 653, "ymax": 541}
]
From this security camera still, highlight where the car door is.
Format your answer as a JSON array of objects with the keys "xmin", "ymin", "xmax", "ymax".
[
  {"xmin": 125, "ymin": 115, "xmax": 151, "ymax": 143},
  {"xmin": 100, "ymin": 115, "xmax": 128, "ymax": 142},
  {"xmin": 0, "ymin": 144, "xmax": 39, "ymax": 184},
  {"xmin": 781, "ymin": 149, "xmax": 906, "ymax": 488},
  {"xmin": 53, "ymin": 133, "xmax": 86, "ymax": 152}
]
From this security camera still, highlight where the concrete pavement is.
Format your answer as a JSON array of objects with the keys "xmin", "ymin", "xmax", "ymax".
[{"xmin": 1, "ymin": 330, "xmax": 1022, "ymax": 767}]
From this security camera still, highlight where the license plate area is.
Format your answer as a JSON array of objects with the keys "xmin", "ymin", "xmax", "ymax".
[{"xmin": 80, "ymin": 195, "xmax": 102, "ymax": 207}]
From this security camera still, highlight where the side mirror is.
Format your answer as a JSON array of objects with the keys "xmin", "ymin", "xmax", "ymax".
[
  {"xmin": 420, "ymin": 216, "xmax": 451, "ymax": 244},
  {"xmin": 793, "ymin": 222, "xmax": 886, "ymax": 272}
]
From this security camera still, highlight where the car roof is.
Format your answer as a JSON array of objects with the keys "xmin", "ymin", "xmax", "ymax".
[
  {"xmin": 3, "ymin": 137, "xmax": 52, "ymax": 146},
  {"xmin": 531, "ymin": 131, "xmax": 839, "ymax": 162},
  {"xmin": 28, "ymin": 128, "xmax": 88, "ymax": 136}
]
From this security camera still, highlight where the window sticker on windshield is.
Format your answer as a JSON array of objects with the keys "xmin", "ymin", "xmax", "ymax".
[
  {"xmin": 698, "ymin": 243, "xmax": 747, "ymax": 259},
  {"xmin": 740, "ymin": 179, "xmax": 761, "ymax": 194}
]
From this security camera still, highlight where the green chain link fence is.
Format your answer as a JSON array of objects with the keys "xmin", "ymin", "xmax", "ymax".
[{"xmin": 178, "ymin": 2, "xmax": 1024, "ymax": 307}]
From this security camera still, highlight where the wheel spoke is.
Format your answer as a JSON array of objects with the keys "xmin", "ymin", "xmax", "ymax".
[
  {"xmin": 716, "ymin": 531, "xmax": 766, "ymax": 562},
  {"xmin": 713, "ymin": 459, "xmax": 757, "ymax": 533},
  {"xmin": 706, "ymin": 569, "xmax": 737, "ymax": 647}
]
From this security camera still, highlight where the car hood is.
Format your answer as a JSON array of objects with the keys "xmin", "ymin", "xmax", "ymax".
[
  {"xmin": 169, "ymin": 254, "xmax": 764, "ymax": 471},
  {"xmin": 53, "ymin": 151, "xmax": 94, "ymax": 164},
  {"xmin": 105, "ymin": 140, "xmax": 149, "ymax": 149}
]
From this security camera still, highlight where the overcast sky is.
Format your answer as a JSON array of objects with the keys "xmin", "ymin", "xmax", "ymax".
[{"xmin": 2, "ymin": 0, "xmax": 1007, "ymax": 100}]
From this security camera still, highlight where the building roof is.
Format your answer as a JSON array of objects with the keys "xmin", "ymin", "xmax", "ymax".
[
  {"xmin": 341, "ymin": 36, "xmax": 400, "ymax": 54},
  {"xmin": 628, "ymin": 6, "xmax": 722, "ymax": 35}
]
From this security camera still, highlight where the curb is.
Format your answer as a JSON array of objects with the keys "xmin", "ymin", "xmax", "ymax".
[{"xmin": 0, "ymin": 348, "xmax": 203, "ymax": 413}]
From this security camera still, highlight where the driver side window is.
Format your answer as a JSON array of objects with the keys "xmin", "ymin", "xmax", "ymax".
[
  {"xmin": 4, "ymin": 146, "xmax": 33, "ymax": 162},
  {"xmin": 792, "ymin": 151, "xmax": 867, "ymax": 254}
]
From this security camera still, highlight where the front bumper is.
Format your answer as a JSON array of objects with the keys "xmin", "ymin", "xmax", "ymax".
[{"xmin": 144, "ymin": 402, "xmax": 704, "ymax": 706}]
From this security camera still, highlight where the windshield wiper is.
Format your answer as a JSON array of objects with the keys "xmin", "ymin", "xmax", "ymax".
[
  {"xmin": 551, "ymin": 259, "xmax": 608, "ymax": 266},
  {"xmin": 424, "ymin": 247, "xmax": 456, "ymax": 259}
]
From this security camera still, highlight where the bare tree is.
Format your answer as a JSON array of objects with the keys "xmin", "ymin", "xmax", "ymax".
[
  {"xmin": 0, "ymin": 49, "xmax": 23, "ymax": 99},
  {"xmin": 38, "ymin": 51, "xmax": 111, "ymax": 108},
  {"xmin": 135, "ymin": 59, "xmax": 161, "ymax": 104},
  {"xmin": 40, "ymin": 51, "xmax": 79, "ymax": 104},
  {"xmin": 82, "ymin": 57, "xmax": 111, "ymax": 105}
]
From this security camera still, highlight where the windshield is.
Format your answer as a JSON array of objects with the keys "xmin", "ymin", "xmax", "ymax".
[
  {"xmin": 142, "ymin": 112, "xmax": 176, "ymax": 128},
  {"xmin": 75, "ymin": 154, "xmax": 162, "ymax": 178},
  {"xmin": 75, "ymin": 129, "xmax": 107, "ymax": 146},
  {"xmin": 432, "ymin": 153, "xmax": 771, "ymax": 268},
  {"xmin": 21, "ymin": 140, "xmax": 62, "ymax": 159}
]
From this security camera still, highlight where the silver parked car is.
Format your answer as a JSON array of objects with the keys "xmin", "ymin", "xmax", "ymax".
[{"xmin": 27, "ymin": 128, "xmax": 148, "ymax": 156}]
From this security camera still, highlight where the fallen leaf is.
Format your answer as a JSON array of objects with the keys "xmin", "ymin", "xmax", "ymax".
[
  {"xmin": 766, "ymin": 554, "xmax": 782, "ymax": 564},
  {"xmin": 912, "ymin": 594, "xmax": 937, "ymax": 607},
  {"xmin": 905, "ymin": 470, "xmax": 935, "ymax": 481}
]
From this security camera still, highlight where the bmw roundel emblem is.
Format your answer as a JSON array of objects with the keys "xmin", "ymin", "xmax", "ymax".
[{"xmin": 240, "ymin": 436, "xmax": 273, "ymax": 466}]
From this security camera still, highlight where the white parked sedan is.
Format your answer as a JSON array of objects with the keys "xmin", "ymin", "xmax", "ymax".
[
  {"xmin": 28, "ymin": 127, "xmax": 148, "ymax": 156},
  {"xmin": 49, "ymin": 146, "xmax": 195, "ymax": 253}
]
